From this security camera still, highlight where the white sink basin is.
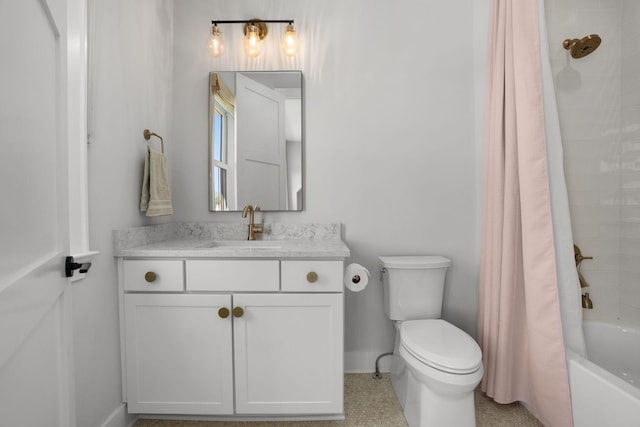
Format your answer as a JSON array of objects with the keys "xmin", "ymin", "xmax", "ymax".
[{"xmin": 195, "ymin": 240, "xmax": 282, "ymax": 250}]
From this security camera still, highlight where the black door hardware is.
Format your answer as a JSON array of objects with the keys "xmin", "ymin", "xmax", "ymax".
[{"xmin": 65, "ymin": 256, "xmax": 92, "ymax": 278}]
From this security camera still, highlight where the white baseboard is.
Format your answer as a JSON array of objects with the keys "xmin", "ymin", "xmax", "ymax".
[
  {"xmin": 100, "ymin": 403, "xmax": 137, "ymax": 427},
  {"xmin": 344, "ymin": 350, "xmax": 393, "ymax": 373}
]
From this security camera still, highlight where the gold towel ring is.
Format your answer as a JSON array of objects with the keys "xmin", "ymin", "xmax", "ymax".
[{"xmin": 143, "ymin": 129, "xmax": 164, "ymax": 153}]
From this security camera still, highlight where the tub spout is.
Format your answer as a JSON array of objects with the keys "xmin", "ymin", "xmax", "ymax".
[{"xmin": 582, "ymin": 292, "xmax": 593, "ymax": 309}]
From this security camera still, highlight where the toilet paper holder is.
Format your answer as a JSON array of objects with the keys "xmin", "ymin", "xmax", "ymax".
[{"xmin": 344, "ymin": 263, "xmax": 370, "ymax": 292}]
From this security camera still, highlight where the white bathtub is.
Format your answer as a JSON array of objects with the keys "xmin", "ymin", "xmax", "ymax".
[{"xmin": 567, "ymin": 321, "xmax": 640, "ymax": 427}]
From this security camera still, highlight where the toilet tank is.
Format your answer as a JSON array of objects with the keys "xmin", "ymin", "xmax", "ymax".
[{"xmin": 378, "ymin": 256, "xmax": 451, "ymax": 321}]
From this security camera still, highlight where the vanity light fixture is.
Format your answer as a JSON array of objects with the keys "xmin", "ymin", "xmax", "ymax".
[
  {"xmin": 281, "ymin": 23, "xmax": 299, "ymax": 56},
  {"xmin": 207, "ymin": 19, "xmax": 299, "ymax": 58},
  {"xmin": 206, "ymin": 24, "xmax": 224, "ymax": 58},
  {"xmin": 243, "ymin": 22, "xmax": 263, "ymax": 57}
]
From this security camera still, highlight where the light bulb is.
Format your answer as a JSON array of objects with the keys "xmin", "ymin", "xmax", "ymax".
[
  {"xmin": 281, "ymin": 23, "xmax": 299, "ymax": 56},
  {"xmin": 243, "ymin": 24, "xmax": 263, "ymax": 57},
  {"xmin": 207, "ymin": 25, "xmax": 224, "ymax": 57}
]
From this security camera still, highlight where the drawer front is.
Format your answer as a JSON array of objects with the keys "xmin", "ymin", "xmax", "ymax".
[
  {"xmin": 186, "ymin": 260, "xmax": 280, "ymax": 292},
  {"xmin": 123, "ymin": 260, "xmax": 184, "ymax": 292},
  {"xmin": 281, "ymin": 260, "xmax": 343, "ymax": 292}
]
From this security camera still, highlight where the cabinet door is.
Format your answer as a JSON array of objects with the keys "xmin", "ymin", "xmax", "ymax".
[
  {"xmin": 124, "ymin": 294, "xmax": 233, "ymax": 414},
  {"xmin": 233, "ymin": 293, "xmax": 344, "ymax": 415}
]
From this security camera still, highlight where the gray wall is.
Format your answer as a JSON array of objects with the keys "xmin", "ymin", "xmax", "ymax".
[
  {"xmin": 171, "ymin": 0, "xmax": 480, "ymax": 371},
  {"xmin": 78, "ymin": 1, "xmax": 174, "ymax": 426},
  {"xmin": 80, "ymin": 0, "xmax": 487, "ymax": 425}
]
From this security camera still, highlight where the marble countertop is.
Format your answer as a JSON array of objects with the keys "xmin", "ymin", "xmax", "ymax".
[
  {"xmin": 115, "ymin": 238, "xmax": 350, "ymax": 259},
  {"xmin": 113, "ymin": 222, "xmax": 350, "ymax": 259}
]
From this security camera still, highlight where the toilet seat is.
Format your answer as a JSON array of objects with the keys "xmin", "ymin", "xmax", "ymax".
[{"xmin": 400, "ymin": 319, "xmax": 482, "ymax": 375}]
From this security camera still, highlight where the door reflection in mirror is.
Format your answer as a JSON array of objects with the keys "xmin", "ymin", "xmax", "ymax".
[{"xmin": 209, "ymin": 71, "xmax": 303, "ymax": 212}]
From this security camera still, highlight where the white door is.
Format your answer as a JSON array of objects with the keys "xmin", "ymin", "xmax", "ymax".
[
  {"xmin": 235, "ymin": 73, "xmax": 287, "ymax": 210},
  {"xmin": 0, "ymin": 0, "xmax": 76, "ymax": 425},
  {"xmin": 233, "ymin": 293, "xmax": 344, "ymax": 415},
  {"xmin": 124, "ymin": 294, "xmax": 234, "ymax": 415}
]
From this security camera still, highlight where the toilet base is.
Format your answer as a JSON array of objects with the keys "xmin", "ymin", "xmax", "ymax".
[
  {"xmin": 390, "ymin": 330, "xmax": 482, "ymax": 427},
  {"xmin": 390, "ymin": 352, "xmax": 408, "ymax": 409},
  {"xmin": 403, "ymin": 367, "xmax": 476, "ymax": 427}
]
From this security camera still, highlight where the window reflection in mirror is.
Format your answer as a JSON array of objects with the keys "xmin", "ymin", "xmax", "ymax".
[
  {"xmin": 211, "ymin": 105, "xmax": 229, "ymax": 211},
  {"xmin": 209, "ymin": 71, "xmax": 303, "ymax": 212}
]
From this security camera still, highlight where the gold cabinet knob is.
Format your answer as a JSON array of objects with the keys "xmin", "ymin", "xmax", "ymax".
[
  {"xmin": 233, "ymin": 307, "xmax": 244, "ymax": 318},
  {"xmin": 144, "ymin": 272, "xmax": 157, "ymax": 283},
  {"xmin": 307, "ymin": 271, "xmax": 318, "ymax": 283},
  {"xmin": 218, "ymin": 307, "xmax": 230, "ymax": 319}
]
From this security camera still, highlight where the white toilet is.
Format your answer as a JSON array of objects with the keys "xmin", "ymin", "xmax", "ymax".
[{"xmin": 379, "ymin": 255, "xmax": 483, "ymax": 427}]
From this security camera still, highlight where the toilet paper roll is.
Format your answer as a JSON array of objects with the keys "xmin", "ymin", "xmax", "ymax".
[{"xmin": 344, "ymin": 263, "xmax": 370, "ymax": 292}]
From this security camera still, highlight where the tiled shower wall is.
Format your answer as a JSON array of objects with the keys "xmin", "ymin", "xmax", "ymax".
[
  {"xmin": 620, "ymin": 1, "xmax": 640, "ymax": 325},
  {"xmin": 545, "ymin": 0, "xmax": 640, "ymax": 326}
]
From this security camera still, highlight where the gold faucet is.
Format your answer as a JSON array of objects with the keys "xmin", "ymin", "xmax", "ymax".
[
  {"xmin": 574, "ymin": 244, "xmax": 593, "ymax": 288},
  {"xmin": 574, "ymin": 245, "xmax": 594, "ymax": 309},
  {"xmin": 574, "ymin": 244, "xmax": 593, "ymax": 267},
  {"xmin": 242, "ymin": 204, "xmax": 263, "ymax": 240}
]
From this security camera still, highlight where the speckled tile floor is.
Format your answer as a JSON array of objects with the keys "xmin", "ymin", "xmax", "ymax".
[{"xmin": 134, "ymin": 373, "xmax": 543, "ymax": 427}]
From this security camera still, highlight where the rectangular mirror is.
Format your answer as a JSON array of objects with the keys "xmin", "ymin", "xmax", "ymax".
[{"xmin": 209, "ymin": 71, "xmax": 303, "ymax": 211}]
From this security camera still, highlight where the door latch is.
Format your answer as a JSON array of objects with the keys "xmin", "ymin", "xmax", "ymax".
[{"xmin": 65, "ymin": 256, "xmax": 92, "ymax": 278}]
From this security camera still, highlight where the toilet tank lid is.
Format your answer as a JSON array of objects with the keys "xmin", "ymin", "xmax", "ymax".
[{"xmin": 378, "ymin": 255, "xmax": 451, "ymax": 269}]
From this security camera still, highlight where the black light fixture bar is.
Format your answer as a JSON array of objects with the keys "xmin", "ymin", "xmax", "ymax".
[
  {"xmin": 207, "ymin": 19, "xmax": 299, "ymax": 58},
  {"xmin": 211, "ymin": 19, "xmax": 294, "ymax": 25}
]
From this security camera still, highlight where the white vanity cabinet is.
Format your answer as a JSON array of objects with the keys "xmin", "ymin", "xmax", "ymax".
[
  {"xmin": 119, "ymin": 257, "xmax": 344, "ymax": 419},
  {"xmin": 232, "ymin": 292, "xmax": 343, "ymax": 415},
  {"xmin": 124, "ymin": 293, "xmax": 234, "ymax": 415}
]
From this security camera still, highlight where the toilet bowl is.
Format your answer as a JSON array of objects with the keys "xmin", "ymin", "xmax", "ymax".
[
  {"xmin": 379, "ymin": 256, "xmax": 483, "ymax": 427},
  {"xmin": 392, "ymin": 320, "xmax": 483, "ymax": 427}
]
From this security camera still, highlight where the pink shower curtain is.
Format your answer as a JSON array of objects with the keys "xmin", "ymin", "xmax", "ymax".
[{"xmin": 479, "ymin": 1, "xmax": 573, "ymax": 426}]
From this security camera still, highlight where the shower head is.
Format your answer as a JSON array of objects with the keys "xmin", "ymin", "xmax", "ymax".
[{"xmin": 563, "ymin": 34, "xmax": 601, "ymax": 59}]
